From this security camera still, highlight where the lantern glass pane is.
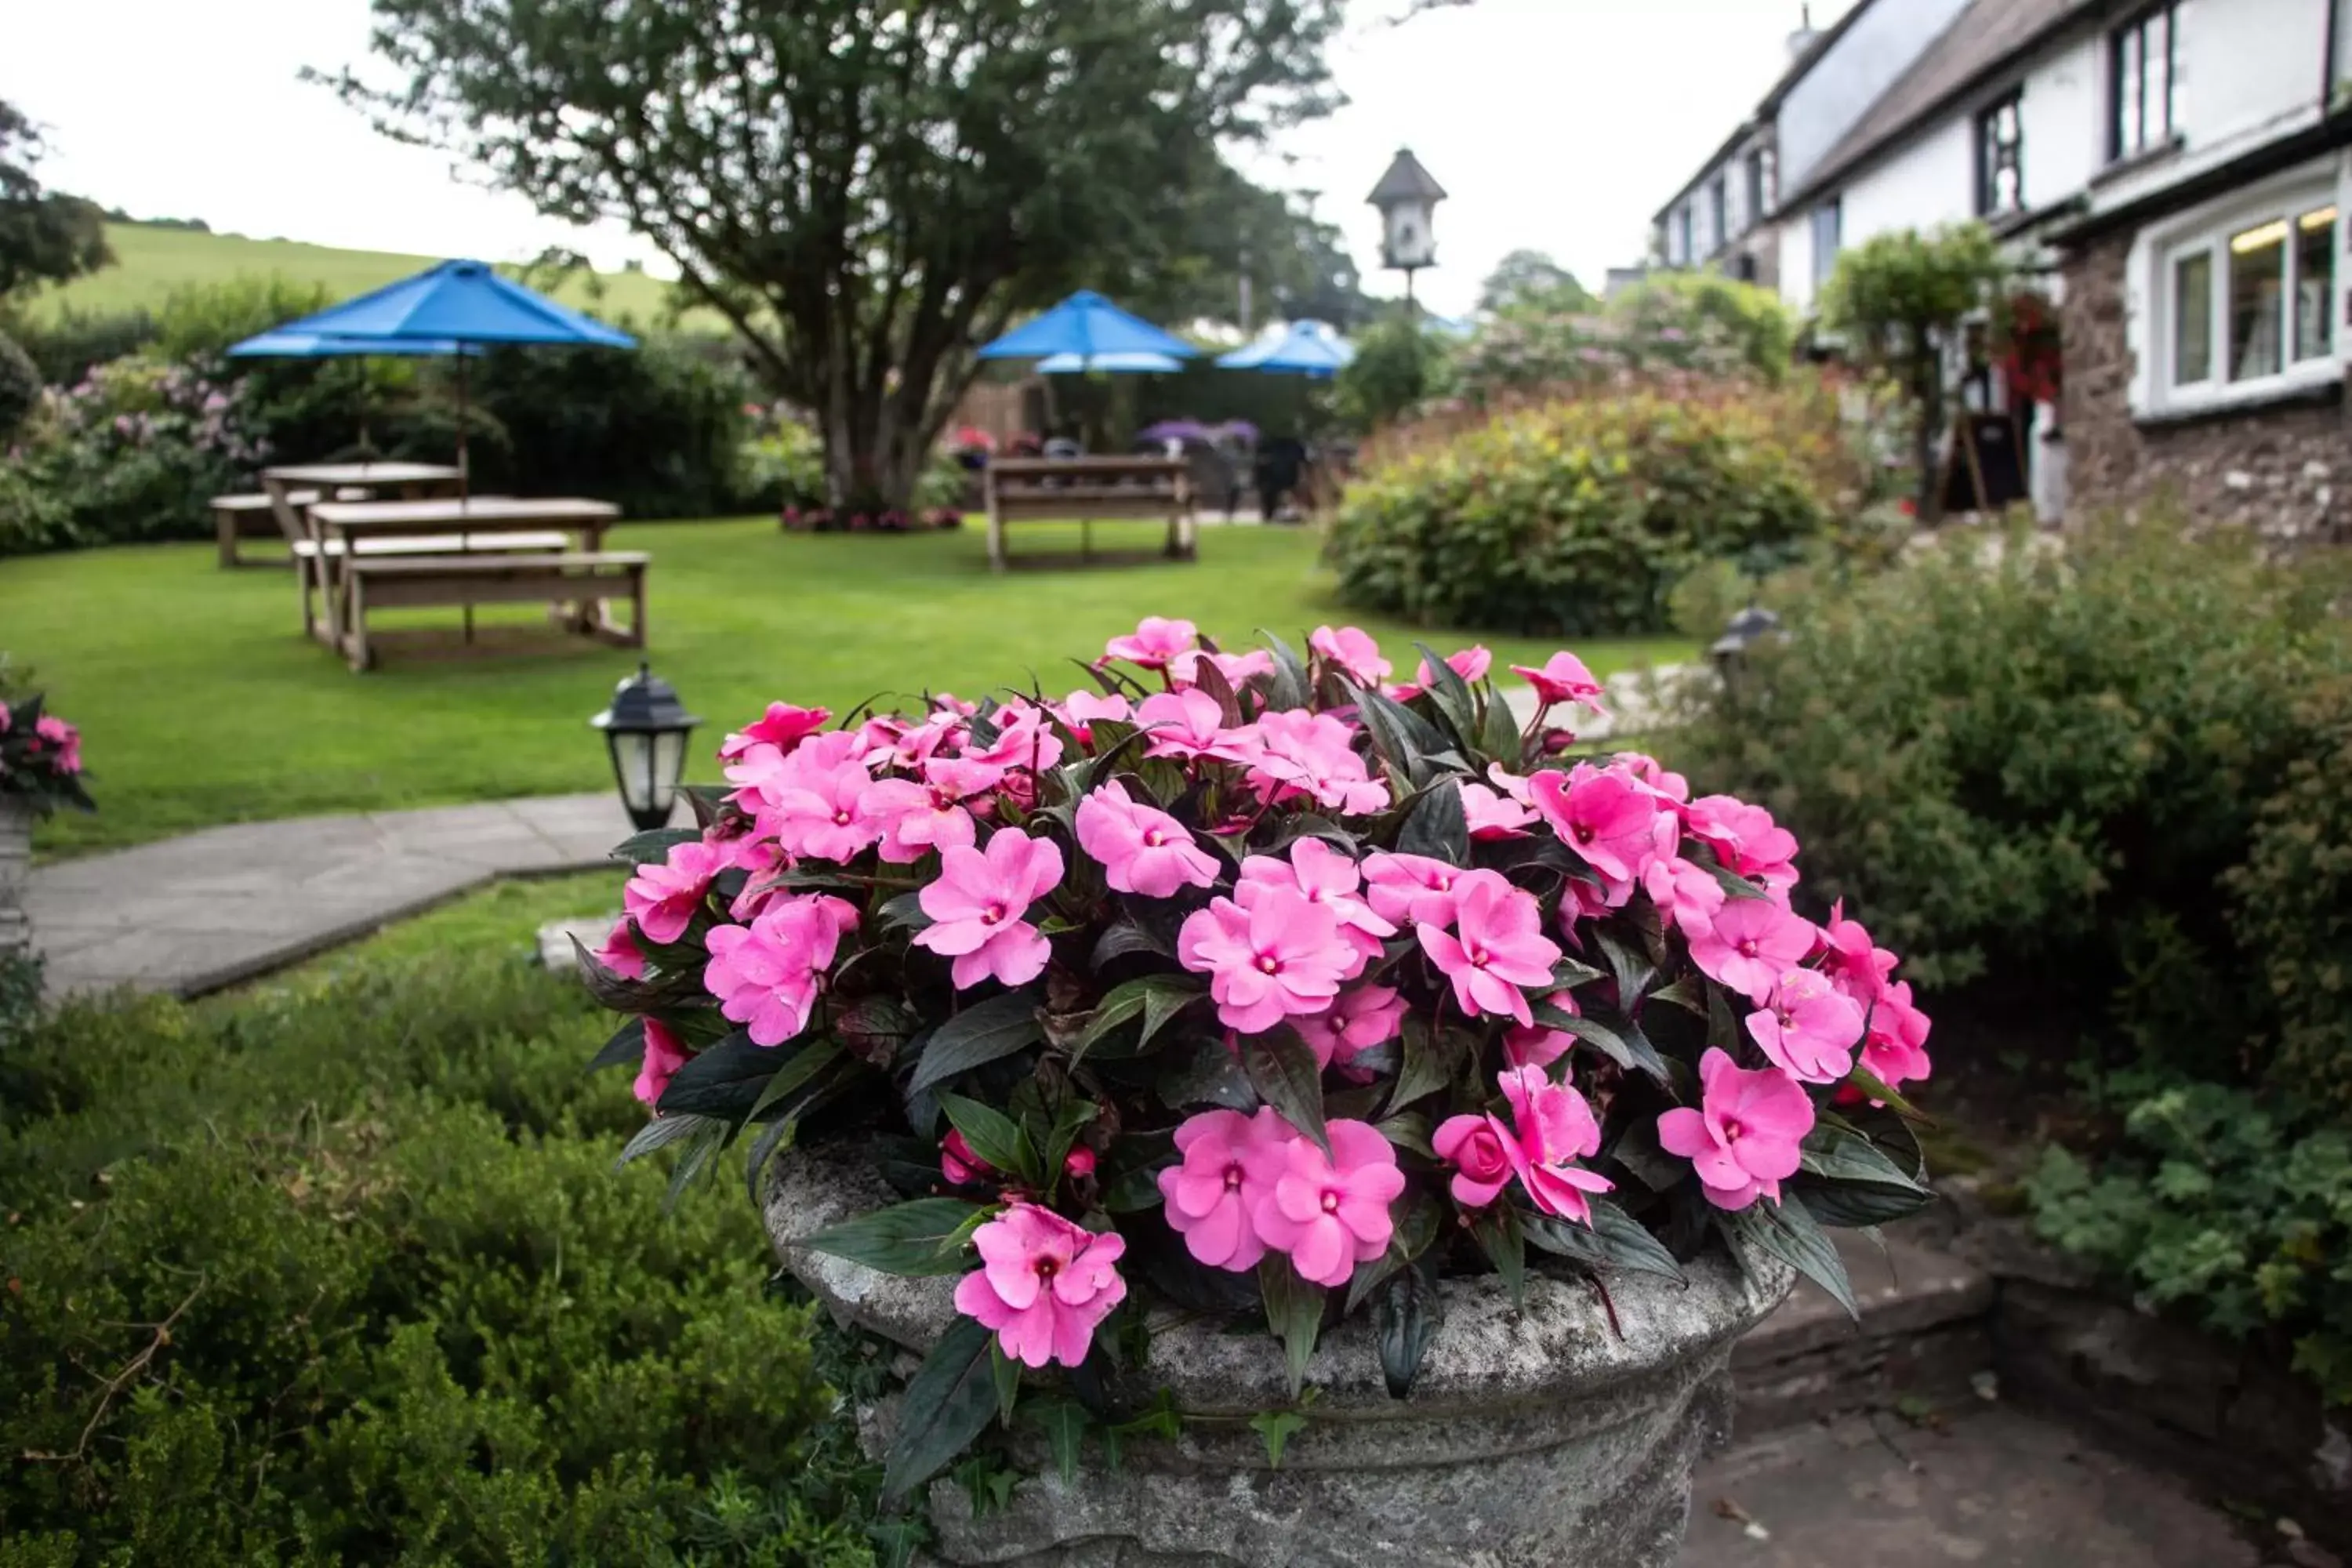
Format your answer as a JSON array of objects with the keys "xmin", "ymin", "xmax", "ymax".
[
  {"xmin": 608, "ymin": 731, "xmax": 657, "ymax": 815},
  {"xmin": 652, "ymin": 728, "xmax": 687, "ymax": 815}
]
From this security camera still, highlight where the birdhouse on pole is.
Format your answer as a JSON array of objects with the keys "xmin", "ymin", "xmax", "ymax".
[{"xmin": 1367, "ymin": 148, "xmax": 1447, "ymax": 307}]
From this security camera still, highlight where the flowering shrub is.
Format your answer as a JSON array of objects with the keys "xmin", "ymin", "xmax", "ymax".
[
  {"xmin": 1448, "ymin": 272, "xmax": 1795, "ymax": 408},
  {"xmin": 781, "ymin": 503, "xmax": 963, "ymax": 533},
  {"xmin": 0, "ymin": 691, "xmax": 92, "ymax": 815},
  {"xmin": 583, "ymin": 619, "xmax": 1934, "ymax": 1494}
]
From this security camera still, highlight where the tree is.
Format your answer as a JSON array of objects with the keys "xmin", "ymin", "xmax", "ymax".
[
  {"xmin": 1476, "ymin": 249, "xmax": 1590, "ymax": 316},
  {"xmin": 1819, "ymin": 224, "xmax": 2007, "ymax": 521},
  {"xmin": 0, "ymin": 101, "xmax": 111, "ymax": 301},
  {"xmin": 330, "ymin": 0, "xmax": 1345, "ymax": 510},
  {"xmin": 1334, "ymin": 312, "xmax": 1451, "ymax": 431}
]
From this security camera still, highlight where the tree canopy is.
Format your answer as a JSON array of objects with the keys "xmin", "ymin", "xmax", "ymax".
[
  {"xmin": 1476, "ymin": 249, "xmax": 1590, "ymax": 316},
  {"xmin": 332, "ymin": 0, "xmax": 1347, "ymax": 507},
  {"xmin": 0, "ymin": 101, "xmax": 111, "ymax": 302}
]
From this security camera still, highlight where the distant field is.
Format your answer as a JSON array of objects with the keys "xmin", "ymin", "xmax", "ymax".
[{"xmin": 18, "ymin": 221, "xmax": 709, "ymax": 328}]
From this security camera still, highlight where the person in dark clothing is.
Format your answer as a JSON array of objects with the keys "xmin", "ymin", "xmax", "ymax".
[{"xmin": 1255, "ymin": 436, "xmax": 1307, "ymax": 522}]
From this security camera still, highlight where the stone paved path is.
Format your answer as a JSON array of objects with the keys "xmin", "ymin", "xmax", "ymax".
[
  {"xmin": 1502, "ymin": 662, "xmax": 1701, "ymax": 743},
  {"xmin": 25, "ymin": 793, "xmax": 630, "ymax": 999}
]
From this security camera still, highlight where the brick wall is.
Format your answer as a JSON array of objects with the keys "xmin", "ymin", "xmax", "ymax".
[{"xmin": 2059, "ymin": 229, "xmax": 2350, "ymax": 543}]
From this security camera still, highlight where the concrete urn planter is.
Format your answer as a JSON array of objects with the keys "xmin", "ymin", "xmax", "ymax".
[
  {"xmin": 768, "ymin": 1145, "xmax": 1792, "ymax": 1568},
  {"xmin": 0, "ymin": 799, "xmax": 32, "ymax": 956}
]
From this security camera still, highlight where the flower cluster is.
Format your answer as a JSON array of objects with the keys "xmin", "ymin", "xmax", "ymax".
[
  {"xmin": 780, "ymin": 503, "xmax": 962, "ymax": 533},
  {"xmin": 583, "ymin": 617, "xmax": 1933, "ymax": 1483},
  {"xmin": 0, "ymin": 692, "xmax": 93, "ymax": 817}
]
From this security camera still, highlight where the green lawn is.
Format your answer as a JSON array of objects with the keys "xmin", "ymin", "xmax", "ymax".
[
  {"xmin": 18, "ymin": 221, "xmax": 699, "ymax": 328},
  {"xmin": 1, "ymin": 517, "xmax": 1691, "ymax": 856}
]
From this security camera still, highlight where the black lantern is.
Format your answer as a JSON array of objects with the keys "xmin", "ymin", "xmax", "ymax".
[
  {"xmin": 592, "ymin": 662, "xmax": 701, "ymax": 830},
  {"xmin": 1709, "ymin": 604, "xmax": 1784, "ymax": 688}
]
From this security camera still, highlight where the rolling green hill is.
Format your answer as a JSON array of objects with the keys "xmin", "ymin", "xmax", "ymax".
[{"xmin": 18, "ymin": 221, "xmax": 701, "ymax": 328}]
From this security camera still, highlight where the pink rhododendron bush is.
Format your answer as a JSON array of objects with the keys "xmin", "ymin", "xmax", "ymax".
[{"xmin": 581, "ymin": 618, "xmax": 1933, "ymax": 1497}]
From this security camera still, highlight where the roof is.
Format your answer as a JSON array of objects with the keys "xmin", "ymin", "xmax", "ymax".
[
  {"xmin": 1367, "ymin": 149, "xmax": 1448, "ymax": 207},
  {"xmin": 1781, "ymin": 0, "xmax": 2101, "ymax": 212}
]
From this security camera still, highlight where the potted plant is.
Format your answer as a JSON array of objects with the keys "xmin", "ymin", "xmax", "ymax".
[
  {"xmin": 0, "ymin": 679, "xmax": 93, "ymax": 953},
  {"xmin": 580, "ymin": 619, "xmax": 1936, "ymax": 1566}
]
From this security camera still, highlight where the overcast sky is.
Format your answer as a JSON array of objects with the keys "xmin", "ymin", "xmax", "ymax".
[{"xmin": 0, "ymin": 0, "xmax": 1851, "ymax": 321}]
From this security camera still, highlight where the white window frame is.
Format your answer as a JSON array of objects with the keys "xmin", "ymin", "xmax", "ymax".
[{"xmin": 2132, "ymin": 164, "xmax": 2344, "ymax": 419}]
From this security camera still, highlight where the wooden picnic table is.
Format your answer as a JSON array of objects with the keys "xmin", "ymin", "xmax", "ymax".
[
  {"xmin": 259, "ymin": 461, "xmax": 464, "ymax": 543},
  {"xmin": 305, "ymin": 496, "xmax": 628, "ymax": 670},
  {"xmin": 983, "ymin": 455, "xmax": 1195, "ymax": 571}
]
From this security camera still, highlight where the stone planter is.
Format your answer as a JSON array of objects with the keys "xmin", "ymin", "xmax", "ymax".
[
  {"xmin": 768, "ymin": 1144, "xmax": 1791, "ymax": 1568},
  {"xmin": 0, "ymin": 798, "xmax": 31, "ymax": 956}
]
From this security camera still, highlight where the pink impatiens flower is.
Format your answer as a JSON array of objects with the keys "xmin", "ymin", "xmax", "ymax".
[
  {"xmin": 941, "ymin": 1128, "xmax": 994, "ymax": 1188},
  {"xmin": 1102, "ymin": 615, "xmax": 1198, "ymax": 671},
  {"xmin": 31, "ymin": 715, "xmax": 82, "ymax": 773},
  {"xmin": 1170, "ymin": 646, "xmax": 1275, "ymax": 690},
  {"xmin": 702, "ymin": 894, "xmax": 860, "ymax": 1046},
  {"xmin": 1684, "ymin": 795, "xmax": 1799, "ymax": 893},
  {"xmin": 1657, "ymin": 1047, "xmax": 1815, "ymax": 1211},
  {"xmin": 1459, "ymin": 780, "xmax": 1536, "ymax": 840},
  {"xmin": 1177, "ymin": 888, "xmax": 1356, "ymax": 1034},
  {"xmin": 1502, "ymin": 990, "xmax": 1581, "ymax": 1070},
  {"xmin": 1309, "ymin": 624, "xmax": 1392, "ymax": 684},
  {"xmin": 855, "ymin": 756, "xmax": 1004, "ymax": 866},
  {"xmin": 1236, "ymin": 710, "xmax": 1389, "ymax": 815},
  {"xmin": 717, "ymin": 702, "xmax": 832, "ymax": 762},
  {"xmin": 1861, "ymin": 979, "xmax": 1933, "ymax": 1091},
  {"xmin": 633, "ymin": 1017, "xmax": 692, "ymax": 1107},
  {"xmin": 1526, "ymin": 763, "xmax": 1661, "ymax": 884},
  {"xmin": 1076, "ymin": 779, "xmax": 1219, "ymax": 898},
  {"xmin": 1510, "ymin": 651, "xmax": 1610, "ymax": 714},
  {"xmin": 1361, "ymin": 851, "xmax": 1472, "ymax": 927},
  {"xmin": 1686, "ymin": 897, "xmax": 1819, "ymax": 1006},
  {"xmin": 1819, "ymin": 900, "xmax": 1900, "ymax": 1007},
  {"xmin": 1134, "ymin": 688, "xmax": 1241, "ymax": 761},
  {"xmin": 1157, "ymin": 1107, "xmax": 1291, "ymax": 1272},
  {"xmin": 1292, "ymin": 982, "xmax": 1406, "ymax": 1069},
  {"xmin": 1052, "ymin": 689, "xmax": 1132, "ymax": 745},
  {"xmin": 728, "ymin": 729, "xmax": 880, "ymax": 863},
  {"xmin": 953, "ymin": 1203, "xmax": 1129, "ymax": 1369},
  {"xmin": 1433, "ymin": 1113, "xmax": 1515, "ymax": 1207},
  {"xmin": 1748, "ymin": 968, "xmax": 1867, "ymax": 1083},
  {"xmin": 1236, "ymin": 837, "xmax": 1396, "ymax": 975},
  {"xmin": 1417, "ymin": 869, "xmax": 1562, "ymax": 1027},
  {"xmin": 913, "ymin": 828, "xmax": 1066, "ymax": 989},
  {"xmin": 964, "ymin": 699, "xmax": 1066, "ymax": 775},
  {"xmin": 1251, "ymin": 1120, "xmax": 1405, "ymax": 1287},
  {"xmin": 1641, "ymin": 814, "xmax": 1730, "ymax": 935},
  {"xmin": 623, "ymin": 837, "xmax": 729, "ymax": 946},
  {"xmin": 1386, "ymin": 645, "xmax": 1492, "ymax": 701},
  {"xmin": 593, "ymin": 919, "xmax": 648, "ymax": 980},
  {"xmin": 1495, "ymin": 1065, "xmax": 1613, "ymax": 1222}
]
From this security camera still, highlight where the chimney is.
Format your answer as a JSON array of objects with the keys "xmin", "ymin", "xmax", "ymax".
[{"xmin": 1787, "ymin": 2, "xmax": 1819, "ymax": 62}]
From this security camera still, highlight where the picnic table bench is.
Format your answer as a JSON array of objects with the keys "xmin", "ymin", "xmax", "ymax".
[
  {"xmin": 304, "ymin": 496, "xmax": 631, "ymax": 671},
  {"xmin": 982, "ymin": 456, "xmax": 1195, "ymax": 572}
]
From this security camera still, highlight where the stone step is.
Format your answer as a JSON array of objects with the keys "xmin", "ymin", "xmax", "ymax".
[{"xmin": 1731, "ymin": 1229, "xmax": 1995, "ymax": 1435}]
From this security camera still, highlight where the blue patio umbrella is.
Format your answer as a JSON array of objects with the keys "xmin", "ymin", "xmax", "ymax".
[
  {"xmin": 1215, "ymin": 320, "xmax": 1355, "ymax": 378},
  {"xmin": 1036, "ymin": 349, "xmax": 1185, "ymax": 374},
  {"xmin": 234, "ymin": 259, "xmax": 637, "ymax": 490},
  {"xmin": 977, "ymin": 291, "xmax": 1197, "ymax": 364}
]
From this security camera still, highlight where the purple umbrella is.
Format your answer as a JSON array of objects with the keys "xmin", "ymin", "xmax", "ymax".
[{"xmin": 1138, "ymin": 419, "xmax": 1217, "ymax": 445}]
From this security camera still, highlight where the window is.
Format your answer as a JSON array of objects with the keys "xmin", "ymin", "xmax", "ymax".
[
  {"xmin": 1708, "ymin": 176, "xmax": 1728, "ymax": 252},
  {"xmin": 1810, "ymin": 198, "xmax": 1842, "ymax": 289},
  {"xmin": 2111, "ymin": 2, "xmax": 2180, "ymax": 162},
  {"xmin": 1976, "ymin": 91, "xmax": 2024, "ymax": 216},
  {"xmin": 1745, "ymin": 151, "xmax": 1768, "ymax": 230},
  {"xmin": 2161, "ymin": 195, "xmax": 2338, "ymax": 397},
  {"xmin": 1677, "ymin": 205, "xmax": 1695, "ymax": 267}
]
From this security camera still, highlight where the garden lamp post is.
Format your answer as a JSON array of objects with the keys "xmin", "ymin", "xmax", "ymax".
[
  {"xmin": 592, "ymin": 663, "xmax": 700, "ymax": 830},
  {"xmin": 1708, "ymin": 604, "xmax": 1784, "ymax": 695},
  {"xmin": 1367, "ymin": 148, "xmax": 1447, "ymax": 311}
]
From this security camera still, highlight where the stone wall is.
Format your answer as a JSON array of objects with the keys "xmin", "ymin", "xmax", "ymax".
[{"xmin": 2059, "ymin": 228, "xmax": 2351, "ymax": 543}]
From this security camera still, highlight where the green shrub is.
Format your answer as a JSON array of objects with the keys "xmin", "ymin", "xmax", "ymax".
[
  {"xmin": 1671, "ymin": 518, "xmax": 2352, "ymax": 1091},
  {"xmin": 2026, "ymin": 1075, "xmax": 2352, "ymax": 1404},
  {"xmin": 1334, "ymin": 314, "xmax": 1452, "ymax": 433},
  {"xmin": 1447, "ymin": 271, "xmax": 1796, "ymax": 409},
  {"xmin": 0, "ymin": 328, "xmax": 38, "ymax": 441},
  {"xmin": 2, "ymin": 305, "xmax": 158, "ymax": 384},
  {"xmin": 151, "ymin": 276, "xmax": 335, "ymax": 361},
  {"xmin": 0, "ymin": 944, "xmax": 877, "ymax": 1565},
  {"xmin": 1326, "ymin": 382, "xmax": 1849, "ymax": 636}
]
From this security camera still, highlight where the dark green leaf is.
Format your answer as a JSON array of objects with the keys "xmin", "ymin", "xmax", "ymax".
[
  {"xmin": 1550, "ymin": 953, "xmax": 1606, "ymax": 990},
  {"xmin": 1251, "ymin": 1410, "xmax": 1309, "ymax": 1468},
  {"xmin": 1072, "ymin": 975, "xmax": 1205, "ymax": 1065},
  {"xmin": 617, "ymin": 1111, "xmax": 724, "ymax": 1167},
  {"xmin": 1594, "ymin": 927, "xmax": 1657, "ymax": 1007},
  {"xmin": 1846, "ymin": 1065, "xmax": 1930, "ymax": 1122},
  {"xmin": 883, "ymin": 1317, "xmax": 1001, "ymax": 1500},
  {"xmin": 1530, "ymin": 1007, "xmax": 1671, "ymax": 1083},
  {"xmin": 609, "ymin": 826, "xmax": 700, "ymax": 865},
  {"xmin": 909, "ymin": 990, "xmax": 1044, "ymax": 1093},
  {"xmin": 662, "ymin": 1120, "xmax": 726, "ymax": 1212},
  {"xmin": 1027, "ymin": 1398, "xmax": 1090, "ymax": 1485},
  {"xmin": 1351, "ymin": 681, "xmax": 1453, "ymax": 786},
  {"xmin": 1189, "ymin": 654, "xmax": 1245, "ymax": 728},
  {"xmin": 938, "ymin": 1093, "xmax": 1035, "ymax": 1182},
  {"xmin": 1258, "ymin": 1256, "xmax": 1327, "ymax": 1399},
  {"xmin": 1091, "ymin": 916, "xmax": 1171, "ymax": 967},
  {"xmin": 804, "ymin": 1197, "xmax": 989, "ymax": 1279},
  {"xmin": 1647, "ymin": 974, "xmax": 1708, "ymax": 1016},
  {"xmin": 1469, "ymin": 1205, "xmax": 1526, "ymax": 1306},
  {"xmin": 1399, "ymin": 779, "xmax": 1471, "ymax": 864},
  {"xmin": 1243, "ymin": 1029, "xmax": 1327, "ymax": 1153},
  {"xmin": 1345, "ymin": 1188, "xmax": 1443, "ymax": 1310},
  {"xmin": 1705, "ymin": 980, "xmax": 1741, "ymax": 1054},
  {"xmin": 1411, "ymin": 641, "xmax": 1481, "ymax": 750},
  {"xmin": 587, "ymin": 1017, "xmax": 646, "ymax": 1073},
  {"xmin": 746, "ymin": 1038, "xmax": 844, "ymax": 1122},
  {"xmin": 1700, "ymin": 856, "xmax": 1770, "ymax": 902},
  {"xmin": 1155, "ymin": 1036, "xmax": 1257, "ymax": 1112},
  {"xmin": 877, "ymin": 890, "xmax": 934, "ymax": 933},
  {"xmin": 1795, "ymin": 1181, "xmax": 1935, "ymax": 1228},
  {"xmin": 1374, "ymin": 1111, "xmax": 1434, "ymax": 1160},
  {"xmin": 1724, "ymin": 1197, "xmax": 1855, "ymax": 1318},
  {"xmin": 1799, "ymin": 1120, "xmax": 1930, "ymax": 1192},
  {"xmin": 1376, "ymin": 1269, "xmax": 1439, "ymax": 1399},
  {"xmin": 742, "ymin": 1113, "xmax": 799, "ymax": 1204},
  {"xmin": 1258, "ymin": 629, "xmax": 1312, "ymax": 712},
  {"xmin": 657, "ymin": 1031, "xmax": 780, "ymax": 1118},
  {"xmin": 990, "ymin": 1342, "xmax": 1022, "ymax": 1428},
  {"xmin": 1525, "ymin": 1201, "xmax": 1688, "ymax": 1282},
  {"xmin": 1386, "ymin": 1015, "xmax": 1461, "ymax": 1115},
  {"xmin": 837, "ymin": 994, "xmax": 919, "ymax": 1068}
]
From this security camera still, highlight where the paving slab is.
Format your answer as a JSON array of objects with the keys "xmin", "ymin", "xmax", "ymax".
[
  {"xmin": 1502, "ymin": 662, "xmax": 1701, "ymax": 743},
  {"xmin": 23, "ymin": 792, "xmax": 634, "ymax": 1000}
]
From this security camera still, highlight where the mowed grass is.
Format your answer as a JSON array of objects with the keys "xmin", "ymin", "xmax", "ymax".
[
  {"xmin": 17, "ymin": 222, "xmax": 701, "ymax": 328},
  {"xmin": 1, "ymin": 518, "xmax": 1692, "ymax": 856}
]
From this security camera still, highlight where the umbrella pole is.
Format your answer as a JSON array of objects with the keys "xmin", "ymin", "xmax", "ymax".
[{"xmin": 456, "ymin": 351, "xmax": 471, "ymax": 503}]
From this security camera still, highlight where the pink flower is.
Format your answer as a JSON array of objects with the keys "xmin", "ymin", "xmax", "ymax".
[
  {"xmin": 1102, "ymin": 615, "xmax": 1198, "ymax": 670},
  {"xmin": 1309, "ymin": 624, "xmax": 1392, "ymax": 684},
  {"xmin": 856, "ymin": 757, "xmax": 1004, "ymax": 865},
  {"xmin": 1157, "ymin": 1107, "xmax": 1291, "ymax": 1271},
  {"xmin": 1685, "ymin": 795, "xmax": 1799, "ymax": 892},
  {"xmin": 859, "ymin": 710, "xmax": 964, "ymax": 772},
  {"xmin": 702, "ymin": 894, "xmax": 860, "ymax": 1046},
  {"xmin": 1386, "ymin": 645, "xmax": 1492, "ymax": 701},
  {"xmin": 1686, "ymin": 898, "xmax": 1818, "ymax": 1005},
  {"xmin": 1502, "ymin": 990, "xmax": 1580, "ymax": 1069},
  {"xmin": 1236, "ymin": 837, "xmax": 1396, "ymax": 976},
  {"xmin": 942, "ymin": 1128, "xmax": 994, "ymax": 1187},
  {"xmin": 1135, "ymin": 688, "xmax": 1241, "ymax": 761},
  {"xmin": 1170, "ymin": 647, "xmax": 1275, "ymax": 690},
  {"xmin": 1053, "ymin": 689, "xmax": 1132, "ymax": 745},
  {"xmin": 1417, "ymin": 869, "xmax": 1561, "ymax": 1027},
  {"xmin": 717, "ymin": 702, "xmax": 832, "ymax": 762},
  {"xmin": 1177, "ymin": 888, "xmax": 1356, "ymax": 1033},
  {"xmin": 1076, "ymin": 779, "xmax": 1219, "ymax": 898},
  {"xmin": 1617, "ymin": 750, "xmax": 1690, "ymax": 804},
  {"xmin": 728, "ymin": 730, "xmax": 880, "ymax": 863},
  {"xmin": 1361, "ymin": 851, "xmax": 1472, "ymax": 927},
  {"xmin": 1510, "ymin": 652, "xmax": 1610, "ymax": 714},
  {"xmin": 1459, "ymin": 780, "xmax": 1535, "ymax": 840},
  {"xmin": 1251, "ymin": 1120, "xmax": 1405, "ymax": 1287},
  {"xmin": 1641, "ymin": 815, "xmax": 1729, "ymax": 935},
  {"xmin": 1526, "ymin": 764, "xmax": 1660, "ymax": 884},
  {"xmin": 1861, "ymin": 980, "xmax": 1933, "ymax": 1091},
  {"xmin": 1292, "ymin": 982, "xmax": 1405, "ymax": 1069},
  {"xmin": 633, "ymin": 1017, "xmax": 691, "ymax": 1107},
  {"xmin": 623, "ymin": 838, "xmax": 729, "ymax": 946},
  {"xmin": 964, "ymin": 699, "xmax": 1066, "ymax": 775},
  {"xmin": 1658, "ymin": 1047, "xmax": 1815, "ymax": 1211},
  {"xmin": 1819, "ymin": 900, "xmax": 1899, "ymax": 1007},
  {"xmin": 1236, "ymin": 710, "xmax": 1389, "ymax": 815},
  {"xmin": 1495, "ymin": 1065, "xmax": 1613, "ymax": 1222},
  {"xmin": 593, "ymin": 919, "xmax": 648, "ymax": 980},
  {"xmin": 914, "ymin": 828, "xmax": 1066, "ymax": 990},
  {"xmin": 1434, "ymin": 1113, "xmax": 1515, "ymax": 1207},
  {"xmin": 1748, "ymin": 968, "xmax": 1866, "ymax": 1083},
  {"xmin": 31, "ymin": 715, "xmax": 82, "ymax": 773},
  {"xmin": 953, "ymin": 1203, "xmax": 1129, "ymax": 1369}
]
